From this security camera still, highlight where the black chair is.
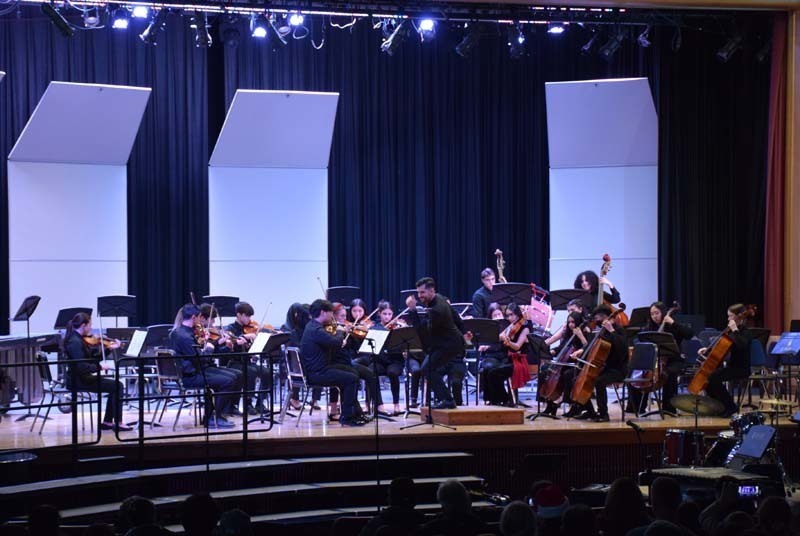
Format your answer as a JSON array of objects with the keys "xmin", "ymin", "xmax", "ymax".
[
  {"xmin": 281, "ymin": 346, "xmax": 338, "ymax": 427},
  {"xmin": 152, "ymin": 350, "xmax": 204, "ymax": 430},
  {"xmin": 622, "ymin": 342, "xmax": 666, "ymax": 419},
  {"xmin": 31, "ymin": 353, "xmax": 95, "ymax": 434}
]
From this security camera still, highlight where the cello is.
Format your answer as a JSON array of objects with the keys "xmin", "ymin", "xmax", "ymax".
[
  {"xmin": 571, "ymin": 304, "xmax": 627, "ymax": 405},
  {"xmin": 539, "ymin": 319, "xmax": 587, "ymax": 402},
  {"xmin": 629, "ymin": 301, "xmax": 680, "ymax": 391},
  {"xmin": 598, "ymin": 254, "xmax": 630, "ymax": 327},
  {"xmin": 688, "ymin": 304, "xmax": 756, "ymax": 395}
]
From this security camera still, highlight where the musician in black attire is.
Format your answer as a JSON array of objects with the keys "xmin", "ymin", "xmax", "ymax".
[
  {"xmin": 371, "ymin": 301, "xmax": 405, "ymax": 415},
  {"xmin": 644, "ymin": 301, "xmax": 694, "ymax": 414},
  {"xmin": 63, "ymin": 312, "xmax": 131, "ymax": 431},
  {"xmin": 282, "ymin": 303, "xmax": 316, "ymax": 409},
  {"xmin": 478, "ymin": 303, "xmax": 513, "ymax": 406},
  {"xmin": 699, "ymin": 303, "xmax": 753, "ymax": 418},
  {"xmin": 470, "ymin": 268, "xmax": 496, "ymax": 319},
  {"xmin": 300, "ymin": 299, "xmax": 364, "ymax": 427},
  {"xmin": 405, "ymin": 277, "xmax": 465, "ymax": 409},
  {"xmin": 224, "ymin": 301, "xmax": 272, "ymax": 415},
  {"xmin": 168, "ymin": 304, "xmax": 239, "ymax": 428},
  {"xmin": 574, "ymin": 304, "xmax": 628, "ymax": 423},
  {"xmin": 574, "ymin": 270, "xmax": 621, "ymax": 305},
  {"xmin": 542, "ymin": 311, "xmax": 587, "ymax": 417}
]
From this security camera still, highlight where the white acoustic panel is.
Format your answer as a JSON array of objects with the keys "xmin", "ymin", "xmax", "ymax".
[
  {"xmin": 209, "ymin": 261, "xmax": 328, "ymax": 328},
  {"xmin": 9, "ymin": 261, "xmax": 127, "ymax": 335},
  {"xmin": 545, "ymin": 78, "xmax": 657, "ymax": 169},
  {"xmin": 549, "ymin": 166, "xmax": 658, "ymax": 260},
  {"xmin": 210, "ymin": 90, "xmax": 339, "ymax": 169},
  {"xmin": 8, "ymin": 81, "xmax": 151, "ymax": 164},
  {"xmin": 209, "ymin": 167, "xmax": 327, "ymax": 261},
  {"xmin": 8, "ymin": 162, "xmax": 127, "ymax": 261}
]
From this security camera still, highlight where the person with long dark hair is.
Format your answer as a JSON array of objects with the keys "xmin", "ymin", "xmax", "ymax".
[
  {"xmin": 371, "ymin": 300, "xmax": 405, "ymax": 415},
  {"xmin": 478, "ymin": 303, "xmax": 513, "ymax": 406},
  {"xmin": 574, "ymin": 270, "xmax": 621, "ymax": 305},
  {"xmin": 63, "ymin": 312, "xmax": 131, "ymax": 431},
  {"xmin": 643, "ymin": 301, "xmax": 694, "ymax": 414},
  {"xmin": 281, "ymin": 303, "xmax": 313, "ymax": 410},
  {"xmin": 542, "ymin": 311, "xmax": 588, "ymax": 417}
]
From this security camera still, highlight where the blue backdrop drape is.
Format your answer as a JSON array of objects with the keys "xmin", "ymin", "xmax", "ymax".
[{"xmin": 0, "ymin": 11, "xmax": 771, "ymax": 332}]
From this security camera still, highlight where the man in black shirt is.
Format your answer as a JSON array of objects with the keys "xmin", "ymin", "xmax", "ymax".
[
  {"xmin": 406, "ymin": 277, "xmax": 465, "ymax": 409},
  {"xmin": 224, "ymin": 301, "xmax": 273, "ymax": 415},
  {"xmin": 299, "ymin": 299, "xmax": 364, "ymax": 427},
  {"xmin": 168, "ymin": 304, "xmax": 239, "ymax": 428},
  {"xmin": 470, "ymin": 268, "xmax": 496, "ymax": 319},
  {"xmin": 700, "ymin": 303, "xmax": 753, "ymax": 417},
  {"xmin": 574, "ymin": 304, "xmax": 628, "ymax": 422}
]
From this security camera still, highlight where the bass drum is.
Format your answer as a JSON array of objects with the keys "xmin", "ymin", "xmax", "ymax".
[
  {"xmin": 703, "ymin": 430, "xmax": 739, "ymax": 467},
  {"xmin": 664, "ymin": 429, "xmax": 704, "ymax": 466}
]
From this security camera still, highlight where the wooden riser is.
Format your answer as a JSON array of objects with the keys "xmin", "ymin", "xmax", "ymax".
[{"xmin": 420, "ymin": 406, "xmax": 525, "ymax": 425}]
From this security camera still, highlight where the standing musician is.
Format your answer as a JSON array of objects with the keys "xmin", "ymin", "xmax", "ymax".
[
  {"xmin": 478, "ymin": 303, "xmax": 513, "ymax": 406},
  {"xmin": 574, "ymin": 304, "xmax": 628, "ymax": 422},
  {"xmin": 63, "ymin": 313, "xmax": 131, "ymax": 431},
  {"xmin": 499, "ymin": 302, "xmax": 531, "ymax": 405},
  {"xmin": 698, "ymin": 303, "xmax": 753, "ymax": 418},
  {"xmin": 574, "ymin": 270, "xmax": 622, "ymax": 306},
  {"xmin": 541, "ymin": 311, "xmax": 588, "ymax": 417},
  {"xmin": 371, "ymin": 300, "xmax": 406, "ymax": 415},
  {"xmin": 168, "ymin": 303, "xmax": 240, "ymax": 428},
  {"xmin": 405, "ymin": 277, "xmax": 465, "ymax": 410},
  {"xmin": 299, "ymin": 299, "xmax": 365, "ymax": 427},
  {"xmin": 224, "ymin": 301, "xmax": 273, "ymax": 415},
  {"xmin": 471, "ymin": 268, "xmax": 496, "ymax": 319}
]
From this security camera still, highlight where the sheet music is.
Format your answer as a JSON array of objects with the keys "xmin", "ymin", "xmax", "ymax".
[
  {"xmin": 249, "ymin": 332, "xmax": 271, "ymax": 354},
  {"xmin": 358, "ymin": 329, "xmax": 391, "ymax": 354},
  {"xmin": 124, "ymin": 329, "xmax": 148, "ymax": 357}
]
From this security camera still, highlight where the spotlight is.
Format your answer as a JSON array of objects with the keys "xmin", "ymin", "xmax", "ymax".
[
  {"xmin": 581, "ymin": 31, "xmax": 599, "ymax": 55},
  {"xmin": 547, "ymin": 23, "xmax": 565, "ymax": 35},
  {"xmin": 131, "ymin": 6, "xmax": 148, "ymax": 19},
  {"xmin": 455, "ymin": 23, "xmax": 480, "ymax": 58},
  {"xmin": 218, "ymin": 15, "xmax": 240, "ymax": 48},
  {"xmin": 139, "ymin": 9, "xmax": 167, "ymax": 46},
  {"xmin": 508, "ymin": 25, "xmax": 526, "ymax": 59},
  {"xmin": 288, "ymin": 12, "xmax": 304, "ymax": 26},
  {"xmin": 671, "ymin": 26, "xmax": 682, "ymax": 52},
  {"xmin": 191, "ymin": 11, "xmax": 212, "ymax": 48},
  {"xmin": 417, "ymin": 18, "xmax": 435, "ymax": 42},
  {"xmin": 268, "ymin": 14, "xmax": 288, "ymax": 46},
  {"xmin": 276, "ymin": 14, "xmax": 292, "ymax": 37},
  {"xmin": 41, "ymin": 2, "xmax": 74, "ymax": 36},
  {"xmin": 716, "ymin": 35, "xmax": 742, "ymax": 63},
  {"xmin": 83, "ymin": 7, "xmax": 99, "ymax": 27},
  {"xmin": 598, "ymin": 28, "xmax": 624, "ymax": 61},
  {"xmin": 637, "ymin": 25, "xmax": 651, "ymax": 48},
  {"xmin": 251, "ymin": 13, "xmax": 268, "ymax": 38},
  {"xmin": 111, "ymin": 7, "xmax": 129, "ymax": 30},
  {"xmin": 380, "ymin": 19, "xmax": 409, "ymax": 55}
]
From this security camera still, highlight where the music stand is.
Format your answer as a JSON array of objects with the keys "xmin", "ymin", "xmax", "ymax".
[
  {"xmin": 450, "ymin": 303, "xmax": 473, "ymax": 317},
  {"xmin": 247, "ymin": 331, "xmax": 290, "ymax": 425},
  {"xmin": 769, "ymin": 333, "xmax": 800, "ymax": 402},
  {"xmin": 143, "ymin": 324, "xmax": 173, "ymax": 349},
  {"xmin": 54, "ymin": 308, "xmax": 92, "ymax": 330},
  {"xmin": 549, "ymin": 290, "xmax": 593, "ymax": 311},
  {"xmin": 97, "ymin": 295, "xmax": 136, "ymax": 328},
  {"xmin": 201, "ymin": 296, "xmax": 239, "ymax": 318},
  {"xmin": 490, "ymin": 283, "xmax": 531, "ymax": 306},
  {"xmin": 326, "ymin": 286, "xmax": 361, "ymax": 305},
  {"xmin": 673, "ymin": 314, "xmax": 705, "ymax": 335},
  {"xmin": 628, "ymin": 307, "xmax": 650, "ymax": 328},
  {"xmin": 10, "ymin": 296, "xmax": 41, "ymax": 422},
  {"xmin": 636, "ymin": 331, "xmax": 681, "ymax": 417}
]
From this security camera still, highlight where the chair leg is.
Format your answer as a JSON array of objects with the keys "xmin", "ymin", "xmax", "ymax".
[
  {"xmin": 35, "ymin": 392, "xmax": 55, "ymax": 434},
  {"xmin": 295, "ymin": 386, "xmax": 308, "ymax": 427},
  {"xmin": 173, "ymin": 391, "xmax": 185, "ymax": 431}
]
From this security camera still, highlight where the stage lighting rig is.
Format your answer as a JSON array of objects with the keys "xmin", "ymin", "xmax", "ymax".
[
  {"xmin": 140, "ymin": 8, "xmax": 167, "ymax": 46},
  {"xmin": 716, "ymin": 35, "xmax": 742, "ymax": 63},
  {"xmin": 191, "ymin": 10, "xmax": 212, "ymax": 47},
  {"xmin": 41, "ymin": 2, "xmax": 74, "ymax": 37},
  {"xmin": 598, "ymin": 27, "xmax": 624, "ymax": 61},
  {"xmin": 455, "ymin": 23, "xmax": 480, "ymax": 58},
  {"xmin": 380, "ymin": 19, "xmax": 409, "ymax": 55}
]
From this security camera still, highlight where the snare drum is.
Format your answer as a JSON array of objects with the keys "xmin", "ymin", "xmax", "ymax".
[
  {"xmin": 664, "ymin": 429, "xmax": 704, "ymax": 466},
  {"xmin": 703, "ymin": 430, "xmax": 738, "ymax": 467}
]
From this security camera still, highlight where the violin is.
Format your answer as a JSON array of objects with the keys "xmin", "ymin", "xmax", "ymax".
[
  {"xmin": 82, "ymin": 335, "xmax": 120, "ymax": 350},
  {"xmin": 242, "ymin": 321, "xmax": 261, "ymax": 335},
  {"xmin": 501, "ymin": 318, "xmax": 525, "ymax": 348}
]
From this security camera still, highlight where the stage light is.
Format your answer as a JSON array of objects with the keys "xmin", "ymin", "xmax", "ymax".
[
  {"xmin": 380, "ymin": 19, "xmax": 409, "ymax": 55},
  {"xmin": 580, "ymin": 31, "xmax": 599, "ymax": 55},
  {"xmin": 547, "ymin": 23, "xmax": 565, "ymax": 35},
  {"xmin": 111, "ymin": 7, "xmax": 129, "ymax": 29},
  {"xmin": 637, "ymin": 25, "xmax": 651, "ymax": 48},
  {"xmin": 268, "ymin": 15, "xmax": 288, "ymax": 45},
  {"xmin": 132, "ymin": 6, "xmax": 148, "ymax": 19},
  {"xmin": 508, "ymin": 25, "xmax": 526, "ymax": 59},
  {"xmin": 716, "ymin": 35, "xmax": 742, "ymax": 63},
  {"xmin": 41, "ymin": 2, "xmax": 74, "ymax": 36},
  {"xmin": 289, "ymin": 12, "xmax": 304, "ymax": 26},
  {"xmin": 218, "ymin": 15, "xmax": 240, "ymax": 48},
  {"xmin": 191, "ymin": 11, "xmax": 212, "ymax": 47},
  {"xmin": 83, "ymin": 7, "xmax": 99, "ymax": 27},
  {"xmin": 455, "ymin": 23, "xmax": 480, "ymax": 58},
  {"xmin": 251, "ymin": 13, "xmax": 268, "ymax": 38},
  {"xmin": 598, "ymin": 28, "xmax": 624, "ymax": 61},
  {"xmin": 139, "ymin": 9, "xmax": 167, "ymax": 46},
  {"xmin": 417, "ymin": 18, "xmax": 435, "ymax": 42}
]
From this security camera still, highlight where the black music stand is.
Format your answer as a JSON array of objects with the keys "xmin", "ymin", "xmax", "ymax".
[
  {"xmin": 326, "ymin": 286, "xmax": 361, "ymax": 305},
  {"xmin": 247, "ymin": 331, "xmax": 290, "ymax": 425},
  {"xmin": 634, "ymin": 332, "xmax": 680, "ymax": 418},
  {"xmin": 450, "ymin": 303, "xmax": 473, "ymax": 317},
  {"xmin": 769, "ymin": 333, "xmax": 800, "ymax": 402},
  {"xmin": 201, "ymin": 296, "xmax": 239, "ymax": 318},
  {"xmin": 97, "ymin": 295, "xmax": 136, "ymax": 328},
  {"xmin": 10, "ymin": 296, "xmax": 41, "ymax": 422},
  {"xmin": 143, "ymin": 324, "xmax": 173, "ymax": 349},
  {"xmin": 490, "ymin": 283, "xmax": 531, "ymax": 306},
  {"xmin": 54, "ymin": 308, "xmax": 93, "ymax": 330},
  {"xmin": 379, "ymin": 327, "xmax": 423, "ymax": 418},
  {"xmin": 549, "ymin": 289, "xmax": 593, "ymax": 311},
  {"xmin": 628, "ymin": 307, "xmax": 650, "ymax": 328}
]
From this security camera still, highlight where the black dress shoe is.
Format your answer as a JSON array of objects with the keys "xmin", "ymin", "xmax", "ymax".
[
  {"xmin": 408, "ymin": 400, "xmax": 419, "ymax": 409},
  {"xmin": 563, "ymin": 406, "xmax": 581, "ymax": 418},
  {"xmin": 230, "ymin": 406, "xmax": 243, "ymax": 417},
  {"xmin": 431, "ymin": 401, "xmax": 457, "ymax": 410},
  {"xmin": 246, "ymin": 405, "xmax": 259, "ymax": 416},
  {"xmin": 340, "ymin": 417, "xmax": 366, "ymax": 427},
  {"xmin": 593, "ymin": 414, "xmax": 610, "ymax": 423},
  {"xmin": 573, "ymin": 411, "xmax": 596, "ymax": 421}
]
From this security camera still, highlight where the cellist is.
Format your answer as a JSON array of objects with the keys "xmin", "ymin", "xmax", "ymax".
[
  {"xmin": 542, "ymin": 311, "xmax": 588, "ymax": 417},
  {"xmin": 645, "ymin": 301, "xmax": 693, "ymax": 415},
  {"xmin": 574, "ymin": 305, "xmax": 628, "ymax": 422},
  {"xmin": 697, "ymin": 303, "xmax": 753, "ymax": 418}
]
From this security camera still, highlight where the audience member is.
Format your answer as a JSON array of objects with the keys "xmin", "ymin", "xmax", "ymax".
[
  {"xmin": 754, "ymin": 497, "xmax": 791, "ymax": 536},
  {"xmin": 117, "ymin": 496, "xmax": 156, "ymax": 535},
  {"xmin": 532, "ymin": 485, "xmax": 568, "ymax": 536},
  {"xmin": 419, "ymin": 479, "xmax": 487, "ymax": 536},
  {"xmin": 711, "ymin": 511, "xmax": 754, "ymax": 536},
  {"xmin": 499, "ymin": 501, "xmax": 536, "ymax": 536},
  {"xmin": 628, "ymin": 478, "xmax": 686, "ymax": 536},
  {"xmin": 700, "ymin": 483, "xmax": 752, "ymax": 535},
  {"xmin": 217, "ymin": 509, "xmax": 252, "ymax": 536},
  {"xmin": 82, "ymin": 522, "xmax": 113, "ymax": 536},
  {"xmin": 676, "ymin": 502, "xmax": 703, "ymax": 536},
  {"xmin": 561, "ymin": 504, "xmax": 597, "ymax": 536},
  {"xmin": 359, "ymin": 478, "xmax": 425, "ymax": 536},
  {"xmin": 598, "ymin": 478, "xmax": 651, "ymax": 536},
  {"xmin": 180, "ymin": 494, "xmax": 220, "ymax": 536},
  {"xmin": 643, "ymin": 520, "xmax": 684, "ymax": 536}
]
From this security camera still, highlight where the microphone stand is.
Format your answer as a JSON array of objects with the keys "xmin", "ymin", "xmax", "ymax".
[
  {"xmin": 365, "ymin": 337, "xmax": 382, "ymax": 513},
  {"xmin": 627, "ymin": 420, "xmax": 651, "ymax": 491}
]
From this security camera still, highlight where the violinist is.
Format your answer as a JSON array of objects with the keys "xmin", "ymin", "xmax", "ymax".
[
  {"xmin": 478, "ymin": 303, "xmax": 513, "ymax": 406},
  {"xmin": 574, "ymin": 271, "xmax": 621, "ymax": 306},
  {"xmin": 574, "ymin": 305, "xmax": 628, "ymax": 422},
  {"xmin": 196, "ymin": 304, "xmax": 247, "ymax": 417},
  {"xmin": 63, "ymin": 312, "xmax": 130, "ymax": 432},
  {"xmin": 225, "ymin": 301, "xmax": 273, "ymax": 415},
  {"xmin": 499, "ymin": 302, "xmax": 531, "ymax": 405},
  {"xmin": 471, "ymin": 268, "xmax": 496, "ymax": 319},
  {"xmin": 541, "ymin": 311, "xmax": 588, "ymax": 417},
  {"xmin": 371, "ymin": 301, "xmax": 405, "ymax": 415},
  {"xmin": 698, "ymin": 303, "xmax": 753, "ymax": 418},
  {"xmin": 168, "ymin": 304, "xmax": 239, "ymax": 428},
  {"xmin": 643, "ymin": 301, "xmax": 693, "ymax": 415},
  {"xmin": 281, "ymin": 303, "xmax": 315, "ymax": 411}
]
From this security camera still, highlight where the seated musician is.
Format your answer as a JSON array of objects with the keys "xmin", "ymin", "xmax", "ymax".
[
  {"xmin": 541, "ymin": 311, "xmax": 587, "ymax": 417},
  {"xmin": 168, "ymin": 304, "xmax": 240, "ymax": 428},
  {"xmin": 574, "ymin": 304, "xmax": 628, "ymax": 422},
  {"xmin": 195, "ymin": 304, "xmax": 246, "ymax": 417},
  {"xmin": 499, "ymin": 302, "xmax": 531, "ymax": 406},
  {"xmin": 574, "ymin": 270, "xmax": 622, "ymax": 305},
  {"xmin": 282, "ymin": 303, "xmax": 315, "ymax": 411},
  {"xmin": 471, "ymin": 268, "xmax": 496, "ymax": 318},
  {"xmin": 544, "ymin": 299, "xmax": 590, "ymax": 347},
  {"xmin": 478, "ymin": 303, "xmax": 513, "ymax": 406},
  {"xmin": 224, "ymin": 301, "xmax": 273, "ymax": 415},
  {"xmin": 299, "ymin": 299, "xmax": 365, "ymax": 427},
  {"xmin": 698, "ymin": 303, "xmax": 753, "ymax": 418},
  {"xmin": 63, "ymin": 312, "xmax": 131, "ymax": 432},
  {"xmin": 371, "ymin": 300, "xmax": 406, "ymax": 415}
]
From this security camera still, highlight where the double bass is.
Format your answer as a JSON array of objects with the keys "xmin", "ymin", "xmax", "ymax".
[
  {"xmin": 539, "ymin": 319, "xmax": 587, "ymax": 402},
  {"xmin": 688, "ymin": 305, "xmax": 756, "ymax": 395},
  {"xmin": 598, "ymin": 254, "xmax": 629, "ymax": 327},
  {"xmin": 571, "ymin": 304, "xmax": 627, "ymax": 405}
]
